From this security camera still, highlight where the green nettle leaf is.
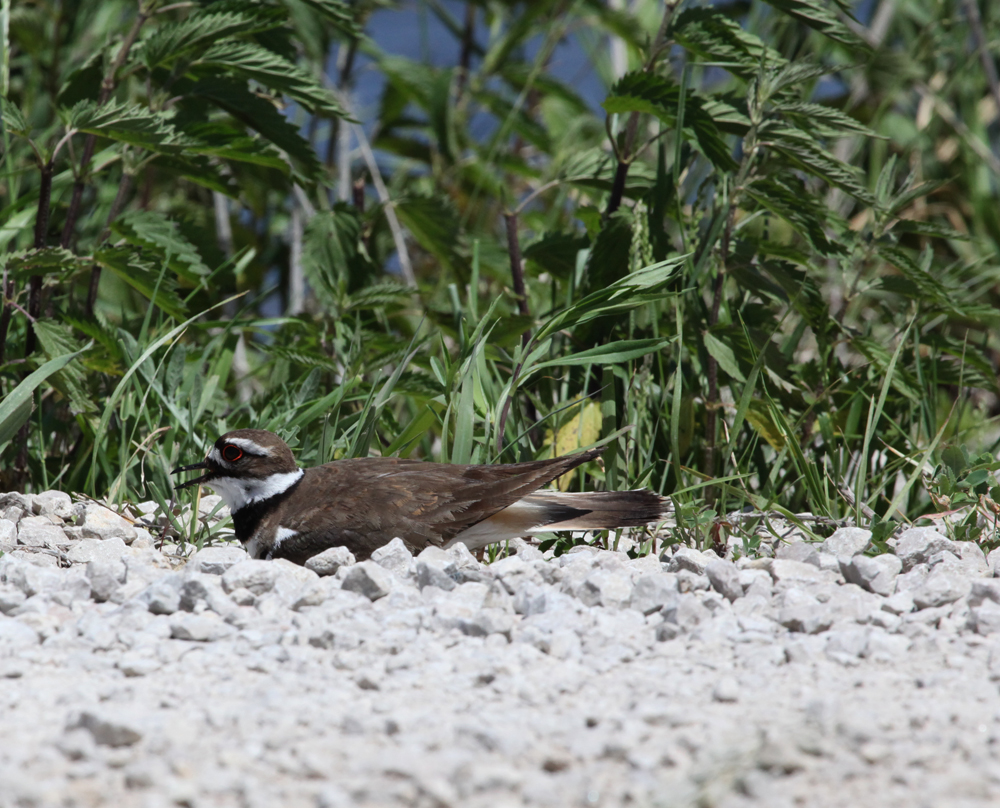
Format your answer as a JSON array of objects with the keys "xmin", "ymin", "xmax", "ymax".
[
  {"xmin": 561, "ymin": 146, "xmax": 657, "ymax": 197},
  {"xmin": 56, "ymin": 53, "xmax": 104, "ymax": 107},
  {"xmin": 0, "ymin": 98, "xmax": 31, "ymax": 135},
  {"xmin": 524, "ymin": 232, "xmax": 591, "ymax": 279},
  {"xmin": 758, "ymin": 121, "xmax": 874, "ymax": 204},
  {"xmin": 186, "ymin": 78, "xmax": 321, "ymax": 179},
  {"xmin": 149, "ymin": 153, "xmax": 238, "ymax": 196},
  {"xmin": 346, "ymin": 282, "xmax": 412, "ymax": 312},
  {"xmin": 66, "ymin": 100, "xmax": 188, "ymax": 153},
  {"xmin": 196, "ymin": 41, "xmax": 347, "ymax": 118},
  {"xmin": 111, "ymin": 211, "xmax": 210, "ymax": 281},
  {"xmin": 704, "ymin": 332, "xmax": 746, "ymax": 382},
  {"xmin": 0, "ymin": 247, "xmax": 88, "ymax": 280},
  {"xmin": 743, "ymin": 174, "xmax": 844, "ymax": 255},
  {"xmin": 293, "ymin": 0, "xmax": 359, "ymax": 36},
  {"xmin": 32, "ymin": 320, "xmax": 96, "ymax": 415},
  {"xmin": 583, "ymin": 210, "xmax": 633, "ymax": 292},
  {"xmin": 94, "ymin": 247, "xmax": 188, "ymax": 320},
  {"xmin": 759, "ymin": 0, "xmax": 869, "ymax": 50},
  {"xmin": 395, "ymin": 195, "xmax": 467, "ymax": 276},
  {"xmin": 603, "ymin": 72, "xmax": 736, "ymax": 170},
  {"xmin": 139, "ymin": 10, "xmax": 281, "ymax": 69},
  {"xmin": 672, "ymin": 7, "xmax": 785, "ymax": 75},
  {"xmin": 183, "ymin": 122, "xmax": 289, "ymax": 171},
  {"xmin": 775, "ymin": 102, "xmax": 877, "ymax": 138},
  {"xmin": 302, "ymin": 205, "xmax": 363, "ymax": 309}
]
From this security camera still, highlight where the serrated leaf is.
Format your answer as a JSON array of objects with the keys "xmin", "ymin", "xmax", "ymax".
[
  {"xmin": 603, "ymin": 71, "xmax": 737, "ymax": 170},
  {"xmin": 66, "ymin": 100, "xmax": 188, "ymax": 153},
  {"xmin": 583, "ymin": 210, "xmax": 632, "ymax": 292},
  {"xmin": 524, "ymin": 232, "xmax": 590, "ymax": 279},
  {"xmin": 758, "ymin": 121, "xmax": 874, "ymax": 203},
  {"xmin": 892, "ymin": 219, "xmax": 970, "ymax": 241},
  {"xmin": 346, "ymin": 282, "xmax": 412, "ymax": 311},
  {"xmin": 561, "ymin": 147, "xmax": 658, "ymax": 197},
  {"xmin": 395, "ymin": 195, "xmax": 467, "ymax": 277},
  {"xmin": 187, "ymin": 77, "xmax": 321, "ymax": 180},
  {"xmin": 302, "ymin": 204, "xmax": 363, "ymax": 309},
  {"xmin": 877, "ymin": 245, "xmax": 956, "ymax": 312},
  {"xmin": 293, "ymin": 0, "xmax": 359, "ymax": 36},
  {"xmin": 139, "ymin": 10, "xmax": 281, "ymax": 69},
  {"xmin": 196, "ymin": 41, "xmax": 347, "ymax": 118},
  {"xmin": 32, "ymin": 320, "xmax": 96, "ymax": 415},
  {"xmin": 0, "ymin": 247, "xmax": 88, "ymax": 280},
  {"xmin": 776, "ymin": 102, "xmax": 877, "ymax": 137},
  {"xmin": 760, "ymin": 0, "xmax": 870, "ymax": 50},
  {"xmin": 743, "ymin": 173, "xmax": 844, "ymax": 255},
  {"xmin": 1, "ymin": 98, "xmax": 30, "ymax": 135},
  {"xmin": 672, "ymin": 7, "xmax": 785, "ymax": 75},
  {"xmin": 94, "ymin": 247, "xmax": 188, "ymax": 320},
  {"xmin": 183, "ymin": 122, "xmax": 289, "ymax": 172},
  {"xmin": 149, "ymin": 153, "xmax": 239, "ymax": 196},
  {"xmin": 111, "ymin": 211, "xmax": 209, "ymax": 281}
]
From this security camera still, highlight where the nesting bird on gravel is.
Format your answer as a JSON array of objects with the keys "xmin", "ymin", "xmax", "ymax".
[{"xmin": 173, "ymin": 429, "xmax": 669, "ymax": 565}]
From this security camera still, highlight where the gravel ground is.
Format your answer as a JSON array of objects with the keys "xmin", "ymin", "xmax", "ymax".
[{"xmin": 3, "ymin": 490, "xmax": 1000, "ymax": 808}]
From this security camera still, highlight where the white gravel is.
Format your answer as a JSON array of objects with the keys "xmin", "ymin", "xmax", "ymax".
[{"xmin": 2, "ymin": 491, "xmax": 1000, "ymax": 807}]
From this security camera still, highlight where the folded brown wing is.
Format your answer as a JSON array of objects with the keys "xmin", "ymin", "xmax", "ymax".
[{"xmin": 274, "ymin": 450, "xmax": 602, "ymax": 558}]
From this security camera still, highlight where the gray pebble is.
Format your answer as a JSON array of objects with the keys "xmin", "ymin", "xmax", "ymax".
[
  {"xmin": 842, "ymin": 553, "xmax": 902, "ymax": 597},
  {"xmin": 187, "ymin": 545, "xmax": 247, "ymax": 575},
  {"xmin": 71, "ymin": 709, "xmax": 144, "ymax": 747},
  {"xmin": 305, "ymin": 545, "xmax": 357, "ymax": 577},
  {"xmin": 705, "ymin": 559, "xmax": 742, "ymax": 602},
  {"xmin": 776, "ymin": 541, "xmax": 821, "ymax": 567},
  {"xmin": 75, "ymin": 503, "xmax": 138, "ymax": 543},
  {"xmin": 341, "ymin": 561, "xmax": 393, "ymax": 601},
  {"xmin": 912, "ymin": 564, "xmax": 972, "ymax": 609},
  {"xmin": 895, "ymin": 527, "xmax": 955, "ymax": 571},
  {"xmin": 628, "ymin": 574, "xmax": 678, "ymax": 615},
  {"xmin": 821, "ymin": 527, "xmax": 871, "ymax": 559}
]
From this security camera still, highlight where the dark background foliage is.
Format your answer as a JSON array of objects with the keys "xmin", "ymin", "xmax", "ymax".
[{"xmin": 2, "ymin": 0, "xmax": 999, "ymax": 550}]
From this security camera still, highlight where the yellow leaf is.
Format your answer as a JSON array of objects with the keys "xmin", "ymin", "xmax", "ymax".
[
  {"xmin": 549, "ymin": 401, "xmax": 602, "ymax": 491},
  {"xmin": 744, "ymin": 400, "xmax": 785, "ymax": 451}
]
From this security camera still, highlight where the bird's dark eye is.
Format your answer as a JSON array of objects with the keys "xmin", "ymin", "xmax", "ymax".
[{"xmin": 222, "ymin": 444, "xmax": 243, "ymax": 462}]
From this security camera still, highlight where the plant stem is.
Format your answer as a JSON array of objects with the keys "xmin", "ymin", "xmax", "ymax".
[
  {"xmin": 24, "ymin": 159, "xmax": 54, "ymax": 356},
  {"xmin": 59, "ymin": 3, "xmax": 149, "ymax": 250},
  {"xmin": 603, "ymin": 3, "xmax": 677, "ymax": 218},
  {"xmin": 455, "ymin": 2, "xmax": 476, "ymax": 97},
  {"xmin": 504, "ymin": 211, "xmax": 530, "ymax": 345}
]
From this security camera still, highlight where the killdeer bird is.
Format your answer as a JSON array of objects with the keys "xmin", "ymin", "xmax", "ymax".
[{"xmin": 173, "ymin": 429, "xmax": 668, "ymax": 564}]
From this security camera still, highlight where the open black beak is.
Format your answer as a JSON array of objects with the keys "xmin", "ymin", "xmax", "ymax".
[{"xmin": 172, "ymin": 461, "xmax": 211, "ymax": 491}]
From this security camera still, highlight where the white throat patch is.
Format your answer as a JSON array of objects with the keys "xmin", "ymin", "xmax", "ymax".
[{"xmin": 207, "ymin": 469, "xmax": 304, "ymax": 513}]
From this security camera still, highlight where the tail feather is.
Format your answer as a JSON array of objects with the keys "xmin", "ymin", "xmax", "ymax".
[
  {"xmin": 447, "ymin": 488, "xmax": 669, "ymax": 550},
  {"xmin": 524, "ymin": 490, "xmax": 669, "ymax": 532}
]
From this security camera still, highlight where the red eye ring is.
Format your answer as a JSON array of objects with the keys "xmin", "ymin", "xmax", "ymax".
[{"xmin": 221, "ymin": 445, "xmax": 243, "ymax": 463}]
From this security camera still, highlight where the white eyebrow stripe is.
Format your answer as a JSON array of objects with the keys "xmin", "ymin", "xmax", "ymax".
[{"xmin": 225, "ymin": 437, "xmax": 271, "ymax": 456}]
